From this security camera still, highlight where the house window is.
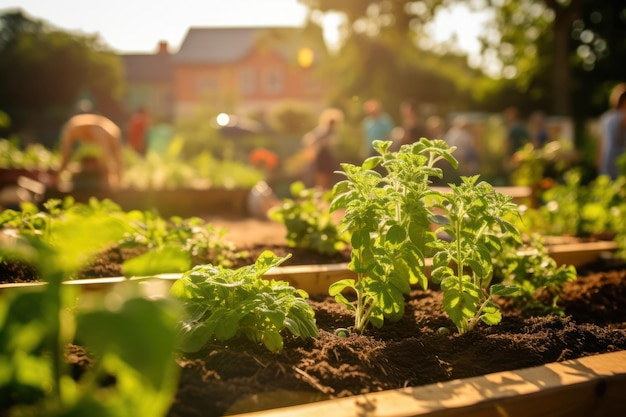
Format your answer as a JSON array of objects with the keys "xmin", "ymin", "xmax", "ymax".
[
  {"xmin": 239, "ymin": 68, "xmax": 256, "ymax": 95},
  {"xmin": 197, "ymin": 73, "xmax": 218, "ymax": 95},
  {"xmin": 263, "ymin": 68, "xmax": 284, "ymax": 95}
]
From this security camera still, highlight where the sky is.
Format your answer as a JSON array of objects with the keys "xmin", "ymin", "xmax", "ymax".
[{"xmin": 0, "ymin": 0, "xmax": 488, "ymax": 57}]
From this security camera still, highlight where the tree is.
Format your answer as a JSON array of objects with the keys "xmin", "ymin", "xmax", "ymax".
[
  {"xmin": 478, "ymin": 0, "xmax": 626, "ymax": 118},
  {"xmin": 300, "ymin": 0, "xmax": 481, "ymax": 120},
  {"xmin": 476, "ymin": 0, "xmax": 581, "ymax": 116},
  {"xmin": 300, "ymin": 0, "xmax": 626, "ymax": 120},
  {"xmin": 570, "ymin": 1, "xmax": 626, "ymax": 118},
  {"xmin": 0, "ymin": 10, "xmax": 124, "ymax": 146}
]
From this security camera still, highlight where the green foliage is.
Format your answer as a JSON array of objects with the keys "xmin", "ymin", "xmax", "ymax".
[
  {"xmin": 0, "ymin": 198, "xmax": 130, "ymax": 274},
  {"xmin": 517, "ymin": 170, "xmax": 625, "ymax": 238},
  {"xmin": 268, "ymin": 181, "xmax": 349, "ymax": 256},
  {"xmin": 494, "ymin": 234, "xmax": 578, "ymax": 316},
  {"xmin": 267, "ymin": 101, "xmax": 317, "ymax": 135},
  {"xmin": 0, "ymin": 205, "xmax": 180, "ymax": 416},
  {"xmin": 430, "ymin": 176, "xmax": 521, "ymax": 335},
  {"xmin": 522, "ymin": 169, "xmax": 584, "ymax": 236},
  {"xmin": 171, "ymin": 251, "xmax": 318, "ymax": 353},
  {"xmin": 0, "ymin": 197, "xmax": 246, "ymax": 278},
  {"xmin": 0, "ymin": 10, "xmax": 123, "ymax": 140},
  {"xmin": 0, "ymin": 138, "xmax": 60, "ymax": 170},
  {"xmin": 122, "ymin": 137, "xmax": 264, "ymax": 190},
  {"xmin": 329, "ymin": 138, "xmax": 457, "ymax": 333}
]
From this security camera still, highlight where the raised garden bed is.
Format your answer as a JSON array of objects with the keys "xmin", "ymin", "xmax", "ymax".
[
  {"xmin": 2, "ymin": 219, "xmax": 624, "ymax": 417},
  {"xmin": 43, "ymin": 187, "xmax": 252, "ymax": 218},
  {"xmin": 2, "ymin": 136, "xmax": 625, "ymax": 417},
  {"xmin": 56, "ymin": 249, "xmax": 624, "ymax": 417}
]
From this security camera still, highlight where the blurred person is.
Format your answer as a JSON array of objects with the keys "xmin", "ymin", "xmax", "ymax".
[
  {"xmin": 426, "ymin": 115, "xmax": 445, "ymax": 140},
  {"xmin": 397, "ymin": 98, "xmax": 428, "ymax": 147},
  {"xmin": 529, "ymin": 110, "xmax": 549, "ymax": 149},
  {"xmin": 362, "ymin": 99, "xmax": 394, "ymax": 157},
  {"xmin": 302, "ymin": 108, "xmax": 344, "ymax": 189},
  {"xmin": 443, "ymin": 115, "xmax": 479, "ymax": 179},
  {"xmin": 147, "ymin": 118, "xmax": 174, "ymax": 155},
  {"xmin": 58, "ymin": 113, "xmax": 124, "ymax": 190},
  {"xmin": 504, "ymin": 106, "xmax": 531, "ymax": 157},
  {"xmin": 598, "ymin": 82, "xmax": 626, "ymax": 169},
  {"xmin": 599, "ymin": 89, "xmax": 626, "ymax": 179},
  {"xmin": 127, "ymin": 106, "xmax": 150, "ymax": 156}
]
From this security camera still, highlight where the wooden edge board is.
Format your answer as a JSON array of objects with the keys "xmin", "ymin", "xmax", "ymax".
[
  {"xmin": 0, "ymin": 240, "xmax": 616, "ymax": 294},
  {"xmin": 230, "ymin": 350, "xmax": 626, "ymax": 417},
  {"xmin": 548, "ymin": 240, "xmax": 617, "ymax": 268}
]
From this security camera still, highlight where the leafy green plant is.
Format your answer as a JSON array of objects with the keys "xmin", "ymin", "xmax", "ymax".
[
  {"xmin": 329, "ymin": 139, "xmax": 457, "ymax": 333},
  {"xmin": 0, "ymin": 138, "xmax": 60, "ymax": 170},
  {"xmin": 118, "ymin": 209, "xmax": 246, "ymax": 276},
  {"xmin": 494, "ymin": 233, "xmax": 577, "ymax": 315},
  {"xmin": 0, "ymin": 207, "xmax": 180, "ymax": 417},
  {"xmin": 0, "ymin": 197, "xmax": 247, "ymax": 278},
  {"xmin": 579, "ymin": 175, "xmax": 625, "ymax": 237},
  {"xmin": 171, "ymin": 250, "xmax": 318, "ymax": 353},
  {"xmin": 429, "ymin": 176, "xmax": 521, "ymax": 335},
  {"xmin": 122, "ymin": 137, "xmax": 264, "ymax": 190},
  {"xmin": 518, "ymin": 169, "xmax": 624, "ymax": 238},
  {"xmin": 268, "ymin": 181, "xmax": 349, "ymax": 256}
]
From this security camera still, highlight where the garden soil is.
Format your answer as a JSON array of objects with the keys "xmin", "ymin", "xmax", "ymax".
[
  {"xmin": 3, "ymin": 218, "xmax": 626, "ymax": 417},
  {"xmin": 165, "ymin": 218, "xmax": 626, "ymax": 417}
]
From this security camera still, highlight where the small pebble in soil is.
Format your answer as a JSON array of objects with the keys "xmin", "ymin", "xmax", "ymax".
[
  {"xmin": 334, "ymin": 327, "xmax": 351, "ymax": 338},
  {"xmin": 437, "ymin": 326, "xmax": 450, "ymax": 336}
]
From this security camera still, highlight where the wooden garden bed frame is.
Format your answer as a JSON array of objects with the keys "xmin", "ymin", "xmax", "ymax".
[
  {"xmin": 0, "ymin": 238, "xmax": 623, "ymax": 417},
  {"xmin": 230, "ymin": 350, "xmax": 626, "ymax": 417},
  {"xmin": 0, "ymin": 239, "xmax": 617, "ymax": 295}
]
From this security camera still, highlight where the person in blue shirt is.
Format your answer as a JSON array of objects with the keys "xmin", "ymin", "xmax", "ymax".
[
  {"xmin": 362, "ymin": 99, "xmax": 394, "ymax": 157},
  {"xmin": 598, "ymin": 83, "xmax": 626, "ymax": 170},
  {"xmin": 600, "ymin": 90, "xmax": 626, "ymax": 179},
  {"xmin": 504, "ymin": 106, "xmax": 530, "ymax": 156}
]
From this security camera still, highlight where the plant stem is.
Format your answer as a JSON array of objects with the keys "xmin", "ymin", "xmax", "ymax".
[
  {"xmin": 466, "ymin": 291, "xmax": 492, "ymax": 333},
  {"xmin": 455, "ymin": 202, "xmax": 465, "ymax": 308}
]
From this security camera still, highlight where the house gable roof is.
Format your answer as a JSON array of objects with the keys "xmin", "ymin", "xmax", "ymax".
[
  {"xmin": 174, "ymin": 27, "xmax": 305, "ymax": 64},
  {"xmin": 122, "ymin": 53, "xmax": 172, "ymax": 82}
]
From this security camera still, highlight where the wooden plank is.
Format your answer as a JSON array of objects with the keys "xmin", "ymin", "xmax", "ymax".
[
  {"xmin": 230, "ymin": 350, "xmax": 626, "ymax": 417},
  {"xmin": 547, "ymin": 240, "xmax": 617, "ymax": 268},
  {"xmin": 0, "ymin": 240, "xmax": 614, "ymax": 295}
]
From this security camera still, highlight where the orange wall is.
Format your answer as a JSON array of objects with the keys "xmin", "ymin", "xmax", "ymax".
[{"xmin": 173, "ymin": 46, "xmax": 325, "ymax": 107}]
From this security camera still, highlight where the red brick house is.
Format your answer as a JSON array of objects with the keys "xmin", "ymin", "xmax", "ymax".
[
  {"xmin": 122, "ymin": 26, "xmax": 328, "ymax": 122},
  {"xmin": 121, "ymin": 41, "xmax": 174, "ymax": 122}
]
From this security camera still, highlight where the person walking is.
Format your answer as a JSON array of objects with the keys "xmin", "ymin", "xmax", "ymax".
[
  {"xmin": 443, "ymin": 115, "xmax": 479, "ymax": 181},
  {"xmin": 397, "ymin": 98, "xmax": 428, "ymax": 147},
  {"xmin": 302, "ymin": 108, "xmax": 344, "ymax": 189},
  {"xmin": 362, "ymin": 99, "xmax": 394, "ymax": 157},
  {"xmin": 127, "ymin": 106, "xmax": 150, "ymax": 156},
  {"xmin": 600, "ymin": 90, "xmax": 626, "ymax": 179},
  {"xmin": 598, "ymin": 83, "xmax": 626, "ymax": 171}
]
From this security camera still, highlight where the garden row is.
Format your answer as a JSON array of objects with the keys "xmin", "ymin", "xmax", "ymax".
[{"xmin": 1, "ymin": 139, "xmax": 625, "ymax": 416}]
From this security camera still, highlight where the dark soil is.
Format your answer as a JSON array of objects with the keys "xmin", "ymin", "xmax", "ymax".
[
  {"xmin": 163, "ymin": 221, "xmax": 626, "ymax": 416},
  {"xmin": 3, "ymin": 218, "xmax": 626, "ymax": 416},
  {"xmin": 162, "ymin": 265, "xmax": 626, "ymax": 417}
]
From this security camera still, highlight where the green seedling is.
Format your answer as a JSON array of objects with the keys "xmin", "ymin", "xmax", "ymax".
[
  {"xmin": 0, "ymin": 208, "xmax": 180, "ymax": 417},
  {"xmin": 171, "ymin": 250, "xmax": 318, "ymax": 353},
  {"xmin": 429, "ymin": 176, "xmax": 521, "ymax": 335},
  {"xmin": 329, "ymin": 138, "xmax": 457, "ymax": 333},
  {"xmin": 494, "ymin": 233, "xmax": 577, "ymax": 315},
  {"xmin": 268, "ymin": 181, "xmax": 349, "ymax": 256},
  {"xmin": 0, "ymin": 196, "xmax": 247, "ymax": 278}
]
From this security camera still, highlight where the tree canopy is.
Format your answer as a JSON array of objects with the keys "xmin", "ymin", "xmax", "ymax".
[
  {"xmin": 300, "ymin": 0, "xmax": 626, "ymax": 119},
  {"xmin": 0, "ymin": 10, "xmax": 124, "ymax": 145},
  {"xmin": 301, "ymin": 0, "xmax": 482, "ymax": 121}
]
